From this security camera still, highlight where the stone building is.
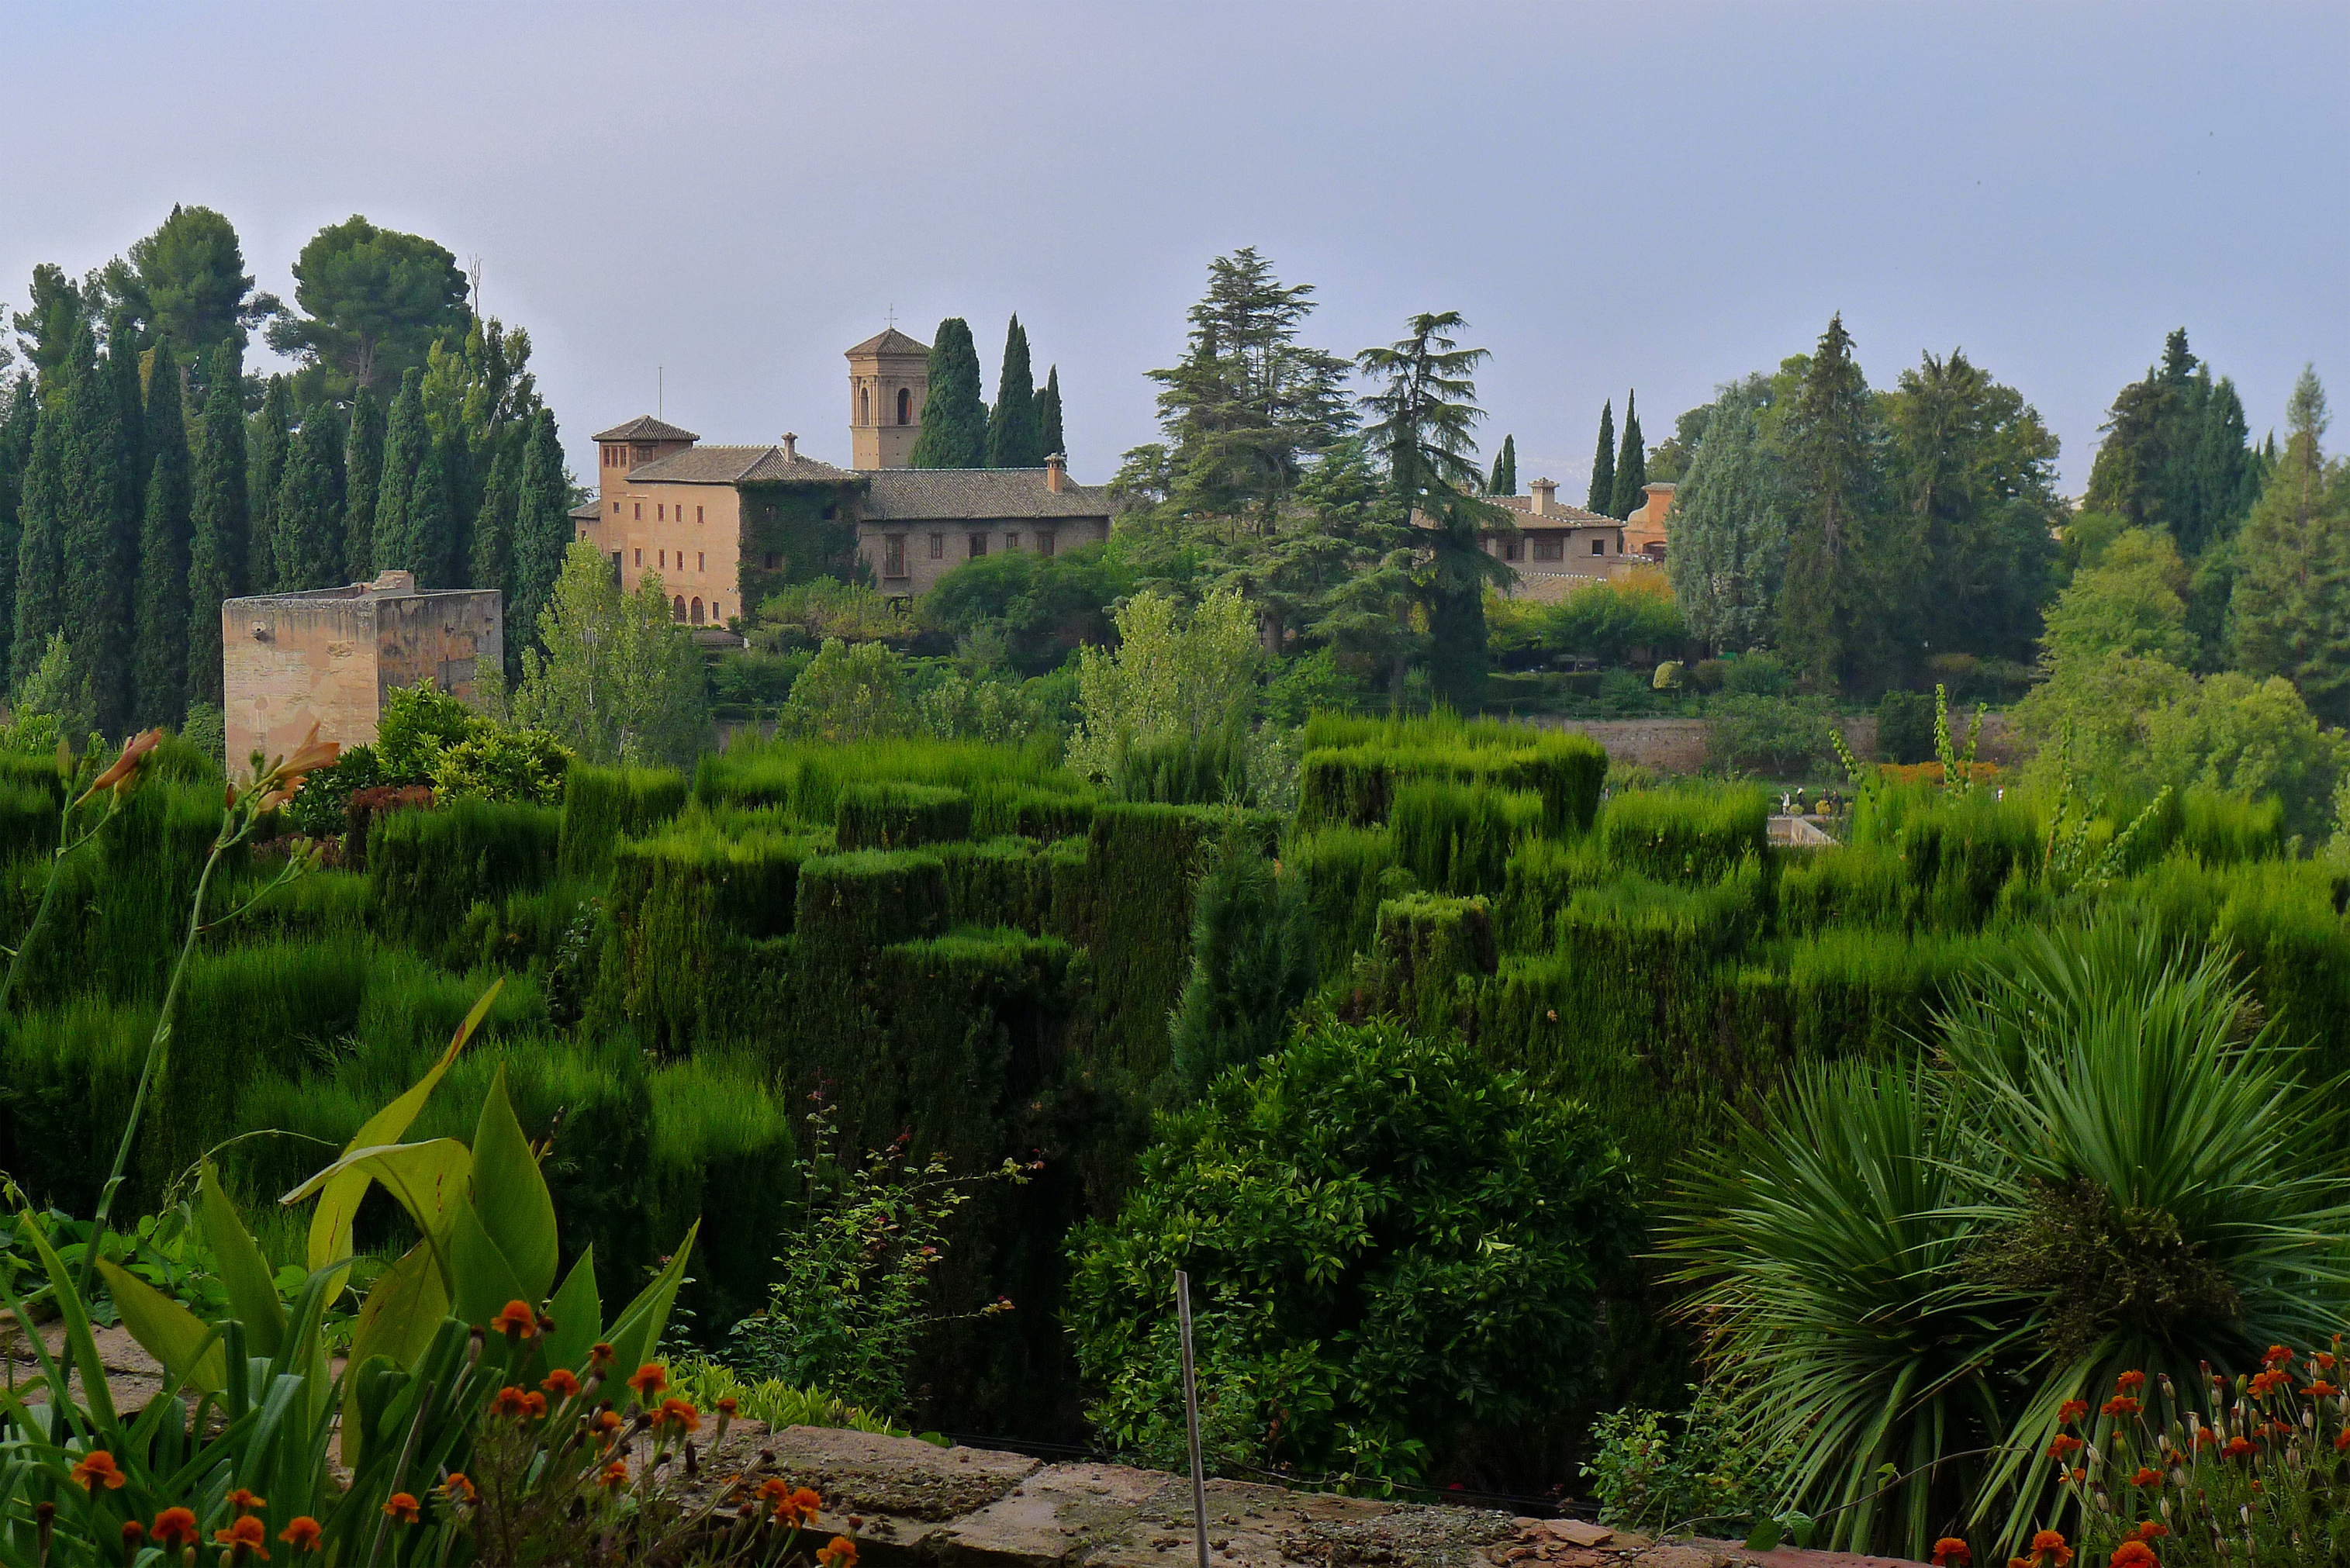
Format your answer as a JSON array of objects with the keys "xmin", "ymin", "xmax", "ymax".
[
  {"xmin": 1622, "ymin": 482, "xmax": 1674, "ymax": 561},
  {"xmin": 577, "ymin": 328, "xmax": 1115, "ymax": 619},
  {"xmin": 222, "ymin": 571, "xmax": 503, "ymax": 768},
  {"xmin": 1429, "ymin": 478, "xmax": 1664, "ymax": 603}
]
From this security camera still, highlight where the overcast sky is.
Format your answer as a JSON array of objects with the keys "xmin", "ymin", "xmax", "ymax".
[{"xmin": 7, "ymin": 2, "xmax": 2346, "ymax": 498}]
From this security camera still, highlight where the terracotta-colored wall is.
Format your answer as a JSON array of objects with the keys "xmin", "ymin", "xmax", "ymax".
[
  {"xmin": 849, "ymin": 351, "xmax": 930, "ymax": 471},
  {"xmin": 594, "ymin": 481, "xmax": 744, "ymax": 624},
  {"xmin": 856, "ymin": 517, "xmax": 1111, "ymax": 597}
]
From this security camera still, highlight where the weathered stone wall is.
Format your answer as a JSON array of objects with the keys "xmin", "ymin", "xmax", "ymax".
[{"xmin": 1527, "ymin": 712, "xmax": 2020, "ymax": 775}]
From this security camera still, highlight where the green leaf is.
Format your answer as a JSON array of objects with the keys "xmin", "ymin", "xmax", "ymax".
[
  {"xmin": 25, "ymin": 1207, "xmax": 118, "ymax": 1428},
  {"xmin": 448, "ymin": 1195, "xmax": 530, "ymax": 1328},
  {"xmin": 600, "ymin": 1220, "xmax": 698, "ymax": 1385},
  {"xmin": 1743, "ymin": 1520, "xmax": 1783, "ymax": 1552},
  {"xmin": 468, "ymin": 1063, "xmax": 558, "ymax": 1307},
  {"xmin": 285, "ymin": 1139, "xmax": 474, "ymax": 1270},
  {"xmin": 541, "ymin": 1247, "xmax": 602, "ymax": 1376},
  {"xmin": 299, "ymin": 978, "xmax": 499, "ymax": 1295},
  {"xmin": 97, "ymin": 1259, "xmax": 227, "ymax": 1395},
  {"xmin": 197, "ymin": 1160, "xmax": 286, "ymax": 1359},
  {"xmin": 338, "ymin": 1239, "xmax": 446, "ymax": 1470}
]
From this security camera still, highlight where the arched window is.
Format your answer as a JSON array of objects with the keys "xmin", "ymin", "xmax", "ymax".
[
  {"xmin": 897, "ymin": 387, "xmax": 913, "ymax": 425},
  {"xmin": 859, "ymin": 386, "xmax": 870, "ymax": 425},
  {"xmin": 690, "ymin": 597, "xmax": 704, "ymax": 624},
  {"xmin": 672, "ymin": 595, "xmax": 686, "ymax": 622}
]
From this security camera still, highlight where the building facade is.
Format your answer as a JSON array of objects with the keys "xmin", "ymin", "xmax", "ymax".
[
  {"xmin": 847, "ymin": 328, "xmax": 931, "ymax": 470},
  {"xmin": 1623, "ymin": 482, "xmax": 1674, "ymax": 561}
]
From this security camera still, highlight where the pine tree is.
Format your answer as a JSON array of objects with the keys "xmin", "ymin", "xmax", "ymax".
[
  {"xmin": 64, "ymin": 325, "xmax": 134, "ymax": 735},
  {"xmin": 132, "ymin": 341, "xmax": 194, "ymax": 728},
  {"xmin": 342, "ymin": 384, "xmax": 383, "ymax": 580},
  {"xmin": 271, "ymin": 418, "xmax": 340, "ymax": 591},
  {"xmin": 1487, "ymin": 433, "xmax": 1516, "ymax": 496},
  {"xmin": 985, "ymin": 315, "xmax": 1042, "ymax": 468},
  {"xmin": 1778, "ymin": 314, "xmax": 1883, "ymax": 689},
  {"xmin": 0, "ymin": 375, "xmax": 36, "ymax": 680},
  {"xmin": 12, "ymin": 376, "xmax": 67, "ymax": 691},
  {"xmin": 406, "ymin": 437, "xmax": 458, "ymax": 589},
  {"xmin": 1586, "ymin": 399, "xmax": 1616, "ymax": 514},
  {"xmin": 373, "ymin": 368, "xmax": 427, "ymax": 574},
  {"xmin": 471, "ymin": 447, "xmax": 516, "ymax": 599},
  {"xmin": 907, "ymin": 318, "xmax": 987, "ymax": 468},
  {"xmin": 1611, "ymin": 392, "xmax": 1647, "ymax": 518},
  {"xmin": 186, "ymin": 340, "xmax": 249, "ymax": 709},
  {"xmin": 247, "ymin": 375, "xmax": 291, "ymax": 593},
  {"xmin": 1035, "ymin": 364, "xmax": 1064, "ymax": 458},
  {"xmin": 510, "ymin": 409, "xmax": 570, "ymax": 678}
]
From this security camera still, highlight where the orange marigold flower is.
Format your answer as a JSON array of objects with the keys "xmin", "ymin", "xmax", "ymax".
[
  {"xmin": 278, "ymin": 1518, "xmax": 323, "ymax": 1555},
  {"xmin": 657, "ymin": 1396, "xmax": 701, "ymax": 1434},
  {"xmin": 2193, "ymin": 1428, "xmax": 2217, "ymax": 1448},
  {"xmin": 122, "ymin": 1521, "xmax": 145, "ymax": 1552},
  {"xmin": 227, "ymin": 1490, "xmax": 266, "ymax": 1516},
  {"xmin": 542, "ymin": 1369, "xmax": 582, "ymax": 1399},
  {"xmin": 2047, "ymin": 1435, "xmax": 2085, "ymax": 1459},
  {"xmin": 524, "ymin": 1391, "xmax": 548, "ymax": 1420},
  {"xmin": 71, "ymin": 1450, "xmax": 126, "ymax": 1490},
  {"xmin": 492, "ymin": 1386, "xmax": 533, "ymax": 1418},
  {"xmin": 2058, "ymin": 1400, "xmax": 2091, "ymax": 1425},
  {"xmin": 441, "ymin": 1474, "xmax": 477, "ymax": 1504},
  {"xmin": 2068, "ymin": 1469, "xmax": 2086, "ymax": 1483},
  {"xmin": 2248, "ymin": 1370, "xmax": 2288, "ymax": 1398},
  {"xmin": 2032, "ymin": 1530, "xmax": 2074, "ymax": 1568},
  {"xmin": 152, "ymin": 1510, "xmax": 200, "ymax": 1550},
  {"xmin": 2115, "ymin": 1371, "xmax": 2148, "ymax": 1394},
  {"xmin": 2320, "ymin": 1352, "xmax": 2339, "ymax": 1372},
  {"xmin": 600, "ymin": 1461, "xmax": 628, "ymax": 1490},
  {"xmin": 383, "ymin": 1494, "xmax": 421, "ymax": 1525},
  {"xmin": 2133, "ymin": 1524, "xmax": 2169, "ymax": 1542},
  {"xmin": 2336, "ymin": 1429, "xmax": 2350, "ymax": 1452},
  {"xmin": 2225, "ymin": 1436, "xmax": 2255, "ymax": 1459},
  {"xmin": 595, "ymin": 1408, "xmax": 624, "ymax": 1434},
  {"xmin": 492, "ymin": 1300, "xmax": 537, "ymax": 1337},
  {"xmin": 773, "ymin": 1487, "xmax": 823, "ymax": 1527},
  {"xmin": 1933, "ymin": 1539, "xmax": 1972, "ymax": 1567},
  {"xmin": 589, "ymin": 1342, "xmax": 616, "ymax": 1371},
  {"xmin": 717, "ymin": 1396, "xmax": 739, "ymax": 1418},
  {"xmin": 215, "ymin": 1516, "xmax": 270, "ymax": 1559},
  {"xmin": 2265, "ymin": 1345, "xmax": 2293, "ymax": 1368},
  {"xmin": 2109, "ymin": 1544, "xmax": 2157, "ymax": 1568},
  {"xmin": 2010, "ymin": 1559, "xmax": 2032, "ymax": 1568},
  {"xmin": 817, "ymin": 1535, "xmax": 858, "ymax": 1568},
  {"xmin": 2131, "ymin": 1468, "xmax": 2160, "ymax": 1487},
  {"xmin": 2310, "ymin": 1380, "xmax": 2338, "ymax": 1397},
  {"xmin": 2103, "ymin": 1396, "xmax": 2142, "ymax": 1418},
  {"xmin": 627, "ymin": 1363, "xmax": 668, "ymax": 1400}
]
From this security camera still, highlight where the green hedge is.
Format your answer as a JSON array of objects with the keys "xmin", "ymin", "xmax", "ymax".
[
  {"xmin": 1889, "ymin": 792, "xmax": 2041, "ymax": 925},
  {"xmin": 696, "ymin": 735, "xmax": 1074, "ymax": 822},
  {"xmin": 1391, "ymin": 781, "xmax": 1545, "ymax": 897},
  {"xmin": 1371, "ymin": 894, "xmax": 1497, "ymax": 1038},
  {"xmin": 937, "ymin": 838, "xmax": 1054, "ymax": 933},
  {"xmin": 0, "ymin": 997, "xmax": 156, "ymax": 1213},
  {"xmin": 970, "ymin": 785, "xmax": 1096, "ymax": 842},
  {"xmin": 790, "ymin": 848, "xmax": 949, "ymax": 1090},
  {"xmin": 610, "ymin": 824, "xmax": 814, "ymax": 1049},
  {"xmin": 1115, "ymin": 731, "xmax": 1250, "ymax": 806},
  {"xmin": 1294, "ymin": 825, "xmax": 1401, "ymax": 980},
  {"xmin": 1776, "ymin": 843, "xmax": 1907, "ymax": 935},
  {"xmin": 0, "ymin": 781, "xmax": 57, "ymax": 866},
  {"xmin": 1296, "ymin": 728, "xmax": 1607, "ymax": 838},
  {"xmin": 835, "ymin": 782, "xmax": 973, "ymax": 851},
  {"xmin": 1495, "ymin": 836, "xmax": 1610, "ymax": 952},
  {"xmin": 558, "ymin": 765, "xmax": 687, "ymax": 878},
  {"xmin": 369, "ymin": 799, "xmax": 560, "ymax": 955},
  {"xmin": 1599, "ymin": 788, "xmax": 1768, "ymax": 883},
  {"xmin": 647, "ymin": 1050, "xmax": 796, "ymax": 1334}
]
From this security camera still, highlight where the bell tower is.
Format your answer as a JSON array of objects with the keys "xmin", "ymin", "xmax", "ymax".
[{"xmin": 845, "ymin": 326, "xmax": 932, "ymax": 469}]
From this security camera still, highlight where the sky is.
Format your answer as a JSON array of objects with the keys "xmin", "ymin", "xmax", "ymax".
[{"xmin": 5, "ymin": 1, "xmax": 2347, "ymax": 498}]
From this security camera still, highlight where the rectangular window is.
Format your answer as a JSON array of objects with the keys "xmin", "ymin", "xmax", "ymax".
[
  {"xmin": 611, "ymin": 501, "xmax": 620, "ymax": 515},
  {"xmin": 658, "ymin": 550, "xmax": 666, "ymax": 568},
  {"xmin": 633, "ymin": 503, "xmax": 641, "ymax": 520},
  {"xmin": 578, "ymin": 528, "xmax": 588, "ymax": 541},
  {"xmin": 696, "ymin": 506, "xmax": 704, "ymax": 523},
  {"xmin": 1006, "ymin": 532, "xmax": 1020, "ymax": 551},
  {"xmin": 884, "ymin": 535, "xmax": 907, "ymax": 577},
  {"xmin": 634, "ymin": 549, "xmax": 643, "ymax": 566},
  {"xmin": 763, "ymin": 551, "xmax": 782, "ymax": 569},
  {"xmin": 712, "ymin": 601, "xmax": 721, "ymax": 620},
  {"xmin": 658, "ymin": 504, "xmax": 665, "ymax": 521},
  {"xmin": 1038, "ymin": 532, "xmax": 1056, "ymax": 558},
  {"xmin": 1591, "ymin": 537, "xmax": 1605, "ymax": 555},
  {"xmin": 929, "ymin": 534, "xmax": 944, "ymax": 559},
  {"xmin": 697, "ymin": 552, "xmax": 705, "ymax": 572},
  {"xmin": 969, "ymin": 533, "xmax": 987, "ymax": 558},
  {"xmin": 1533, "ymin": 537, "xmax": 1564, "ymax": 562},
  {"xmin": 1503, "ymin": 537, "xmax": 1523, "ymax": 561}
]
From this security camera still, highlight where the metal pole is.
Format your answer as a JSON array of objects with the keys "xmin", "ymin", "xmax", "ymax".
[{"xmin": 1177, "ymin": 1270, "xmax": 1210, "ymax": 1568}]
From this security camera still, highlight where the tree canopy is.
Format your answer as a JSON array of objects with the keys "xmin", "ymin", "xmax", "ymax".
[{"xmin": 267, "ymin": 215, "xmax": 472, "ymax": 396}]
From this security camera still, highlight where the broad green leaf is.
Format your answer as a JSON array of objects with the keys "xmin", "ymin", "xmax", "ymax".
[
  {"xmin": 1743, "ymin": 1520, "xmax": 1783, "ymax": 1553},
  {"xmin": 448, "ymin": 1195, "xmax": 530, "ymax": 1328},
  {"xmin": 600, "ymin": 1220, "xmax": 698, "ymax": 1385},
  {"xmin": 26, "ymin": 1211, "xmax": 117, "ymax": 1428},
  {"xmin": 338, "ymin": 1241, "xmax": 446, "ymax": 1469},
  {"xmin": 97, "ymin": 1259, "xmax": 227, "ymax": 1395},
  {"xmin": 299, "ymin": 979, "xmax": 500, "ymax": 1293},
  {"xmin": 469, "ymin": 1064, "xmax": 558, "ymax": 1307},
  {"xmin": 285, "ymin": 1139, "xmax": 473, "ymax": 1274},
  {"xmin": 197, "ymin": 1161, "xmax": 285, "ymax": 1358},
  {"xmin": 541, "ymin": 1247, "xmax": 602, "ymax": 1376}
]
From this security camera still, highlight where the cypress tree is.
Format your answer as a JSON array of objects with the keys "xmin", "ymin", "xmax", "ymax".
[
  {"xmin": 272, "ymin": 418, "xmax": 340, "ymax": 591},
  {"xmin": 1611, "ymin": 392, "xmax": 1647, "ymax": 518},
  {"xmin": 406, "ymin": 437, "xmax": 458, "ymax": 589},
  {"xmin": 510, "ymin": 409, "xmax": 568, "ymax": 677},
  {"xmin": 1487, "ymin": 433, "xmax": 1517, "ymax": 496},
  {"xmin": 470, "ymin": 447, "xmax": 516, "ymax": 599},
  {"xmin": 64, "ymin": 325, "xmax": 134, "ymax": 735},
  {"xmin": 247, "ymin": 375, "xmax": 291, "ymax": 593},
  {"xmin": 186, "ymin": 340, "xmax": 248, "ymax": 709},
  {"xmin": 1035, "ymin": 364, "xmax": 1064, "ymax": 458},
  {"xmin": 374, "ymin": 368, "xmax": 427, "ymax": 572},
  {"xmin": 105, "ymin": 309, "xmax": 146, "ymax": 540},
  {"xmin": 342, "ymin": 384, "xmax": 384, "ymax": 580},
  {"xmin": 1779, "ymin": 314, "xmax": 1882, "ymax": 688},
  {"xmin": 12, "ymin": 376, "xmax": 67, "ymax": 691},
  {"xmin": 907, "ymin": 318, "xmax": 987, "ymax": 468},
  {"xmin": 0, "ymin": 375, "xmax": 36, "ymax": 680},
  {"xmin": 985, "ymin": 315, "xmax": 1042, "ymax": 468},
  {"xmin": 1586, "ymin": 399, "xmax": 1616, "ymax": 514},
  {"xmin": 132, "ymin": 341, "xmax": 194, "ymax": 728}
]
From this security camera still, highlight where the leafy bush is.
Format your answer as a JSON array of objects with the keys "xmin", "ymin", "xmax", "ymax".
[
  {"xmin": 1875, "ymin": 689, "xmax": 1936, "ymax": 764},
  {"xmin": 1583, "ymin": 1386, "xmax": 1795, "ymax": 1536},
  {"xmin": 1707, "ymin": 692, "xmax": 1837, "ymax": 776},
  {"xmin": 1546, "ymin": 579, "xmax": 1688, "ymax": 665},
  {"xmin": 429, "ymin": 724, "xmax": 572, "ymax": 806},
  {"xmin": 1168, "ymin": 827, "xmax": 1315, "ymax": 1097},
  {"xmin": 1719, "ymin": 651, "xmax": 1793, "ymax": 696},
  {"xmin": 1067, "ymin": 1018, "xmax": 1640, "ymax": 1489},
  {"xmin": 918, "ymin": 542, "xmax": 1130, "ymax": 675}
]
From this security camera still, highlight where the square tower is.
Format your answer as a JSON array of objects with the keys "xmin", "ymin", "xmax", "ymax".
[{"xmin": 845, "ymin": 327, "xmax": 931, "ymax": 470}]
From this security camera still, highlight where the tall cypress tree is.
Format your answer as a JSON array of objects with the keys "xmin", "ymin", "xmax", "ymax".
[
  {"xmin": 186, "ymin": 341, "xmax": 248, "ymax": 709},
  {"xmin": 1487, "ymin": 433, "xmax": 1517, "ymax": 496},
  {"xmin": 1611, "ymin": 392, "xmax": 1647, "ymax": 518},
  {"xmin": 0, "ymin": 375, "xmax": 36, "ymax": 680},
  {"xmin": 247, "ymin": 375, "xmax": 291, "ymax": 594},
  {"xmin": 342, "ymin": 385, "xmax": 384, "ymax": 581},
  {"xmin": 132, "ymin": 341, "xmax": 194, "ymax": 728},
  {"xmin": 105, "ymin": 309, "xmax": 146, "ymax": 544},
  {"xmin": 374, "ymin": 368, "xmax": 427, "ymax": 572},
  {"xmin": 1586, "ymin": 399, "xmax": 1616, "ymax": 514},
  {"xmin": 1779, "ymin": 314, "xmax": 1882, "ymax": 688},
  {"xmin": 406, "ymin": 437, "xmax": 458, "ymax": 589},
  {"xmin": 470, "ymin": 448, "xmax": 516, "ymax": 599},
  {"xmin": 509, "ymin": 409, "xmax": 568, "ymax": 678},
  {"xmin": 1034, "ymin": 364, "xmax": 1064, "ymax": 458},
  {"xmin": 272, "ymin": 418, "xmax": 340, "ymax": 591},
  {"xmin": 985, "ymin": 315, "xmax": 1042, "ymax": 468},
  {"xmin": 12, "ymin": 375, "xmax": 67, "ymax": 691},
  {"xmin": 907, "ymin": 318, "xmax": 987, "ymax": 468},
  {"xmin": 64, "ymin": 324, "xmax": 134, "ymax": 735}
]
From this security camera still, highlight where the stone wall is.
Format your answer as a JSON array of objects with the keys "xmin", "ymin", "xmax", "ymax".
[{"xmin": 1527, "ymin": 712, "xmax": 2021, "ymax": 774}]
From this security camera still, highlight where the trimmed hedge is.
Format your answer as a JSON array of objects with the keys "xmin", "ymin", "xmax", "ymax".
[
  {"xmin": 1115, "ymin": 731, "xmax": 1251, "ymax": 806},
  {"xmin": 937, "ymin": 838, "xmax": 1054, "ymax": 933},
  {"xmin": 696, "ymin": 735, "xmax": 1075, "ymax": 822},
  {"xmin": 1371, "ymin": 894, "xmax": 1497, "ymax": 1039},
  {"xmin": 1776, "ymin": 843, "xmax": 1907, "ymax": 935},
  {"xmin": 1297, "ymin": 728, "xmax": 1606, "ymax": 838},
  {"xmin": 610, "ymin": 824, "xmax": 814, "ymax": 1049},
  {"xmin": 0, "ymin": 781, "xmax": 57, "ymax": 866},
  {"xmin": 790, "ymin": 848, "xmax": 950, "ymax": 1090},
  {"xmin": 647, "ymin": 1049, "xmax": 796, "ymax": 1333},
  {"xmin": 559, "ymin": 765, "xmax": 687, "ymax": 878},
  {"xmin": 835, "ymin": 782, "xmax": 973, "ymax": 851},
  {"xmin": 1391, "ymin": 781, "xmax": 1545, "ymax": 896},
  {"xmin": 1599, "ymin": 788, "xmax": 1768, "ymax": 884},
  {"xmin": 368, "ymin": 798, "xmax": 560, "ymax": 955},
  {"xmin": 1294, "ymin": 825, "xmax": 1401, "ymax": 980},
  {"xmin": 1495, "ymin": 835, "xmax": 1610, "ymax": 952},
  {"xmin": 0, "ymin": 997, "xmax": 156, "ymax": 1213},
  {"xmin": 971, "ymin": 785, "xmax": 1097, "ymax": 843}
]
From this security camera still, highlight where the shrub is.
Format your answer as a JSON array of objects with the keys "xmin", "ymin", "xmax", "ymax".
[
  {"xmin": 1170, "ymin": 828, "xmax": 1315, "ymax": 1097},
  {"xmin": 1067, "ymin": 1018, "xmax": 1640, "ymax": 1490},
  {"xmin": 428, "ymin": 724, "xmax": 573, "ymax": 806},
  {"xmin": 558, "ymin": 765, "xmax": 689, "ymax": 879},
  {"xmin": 833, "ymin": 782, "xmax": 973, "ymax": 850},
  {"xmin": 1601, "ymin": 787, "xmax": 1768, "ymax": 883},
  {"xmin": 935, "ymin": 836, "xmax": 1053, "ymax": 933},
  {"xmin": 1370, "ymin": 893, "xmax": 1497, "ymax": 1040},
  {"xmin": 610, "ymin": 820, "xmax": 813, "ymax": 1048},
  {"xmin": 1719, "ymin": 651, "xmax": 1793, "ymax": 696},
  {"xmin": 1875, "ymin": 689, "xmax": 1935, "ymax": 764},
  {"xmin": 647, "ymin": 1050, "xmax": 796, "ymax": 1333},
  {"xmin": 1298, "ymin": 730, "xmax": 1606, "ymax": 838},
  {"xmin": 1390, "ymin": 779, "xmax": 1545, "ymax": 896},
  {"xmin": 1115, "ymin": 728, "xmax": 1252, "ymax": 806},
  {"xmin": 1584, "ymin": 1386, "xmax": 1796, "ymax": 1536},
  {"xmin": 1706, "ymin": 692, "xmax": 1837, "ymax": 776},
  {"xmin": 1293, "ymin": 825, "xmax": 1401, "ymax": 979},
  {"xmin": 969, "ymin": 783, "xmax": 1096, "ymax": 842},
  {"xmin": 368, "ymin": 796, "xmax": 560, "ymax": 955}
]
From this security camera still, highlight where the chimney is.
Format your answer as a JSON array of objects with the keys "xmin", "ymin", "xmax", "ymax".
[
  {"xmin": 779, "ymin": 432, "xmax": 797, "ymax": 462},
  {"xmin": 1045, "ymin": 452, "xmax": 1067, "ymax": 494},
  {"xmin": 1529, "ymin": 477, "xmax": 1557, "ymax": 516}
]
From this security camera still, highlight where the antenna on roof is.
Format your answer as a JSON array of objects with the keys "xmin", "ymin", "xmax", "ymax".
[{"xmin": 658, "ymin": 366, "xmax": 663, "ymax": 419}]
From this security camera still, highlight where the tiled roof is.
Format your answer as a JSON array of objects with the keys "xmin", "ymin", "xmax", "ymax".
[
  {"xmin": 845, "ymin": 326, "xmax": 932, "ymax": 358},
  {"xmin": 859, "ymin": 468, "xmax": 1115, "ymax": 522},
  {"xmin": 627, "ymin": 444, "xmax": 860, "ymax": 486},
  {"xmin": 1487, "ymin": 494, "xmax": 1619, "ymax": 527},
  {"xmin": 569, "ymin": 498, "xmax": 601, "ymax": 522},
  {"xmin": 593, "ymin": 414, "xmax": 700, "ymax": 443}
]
